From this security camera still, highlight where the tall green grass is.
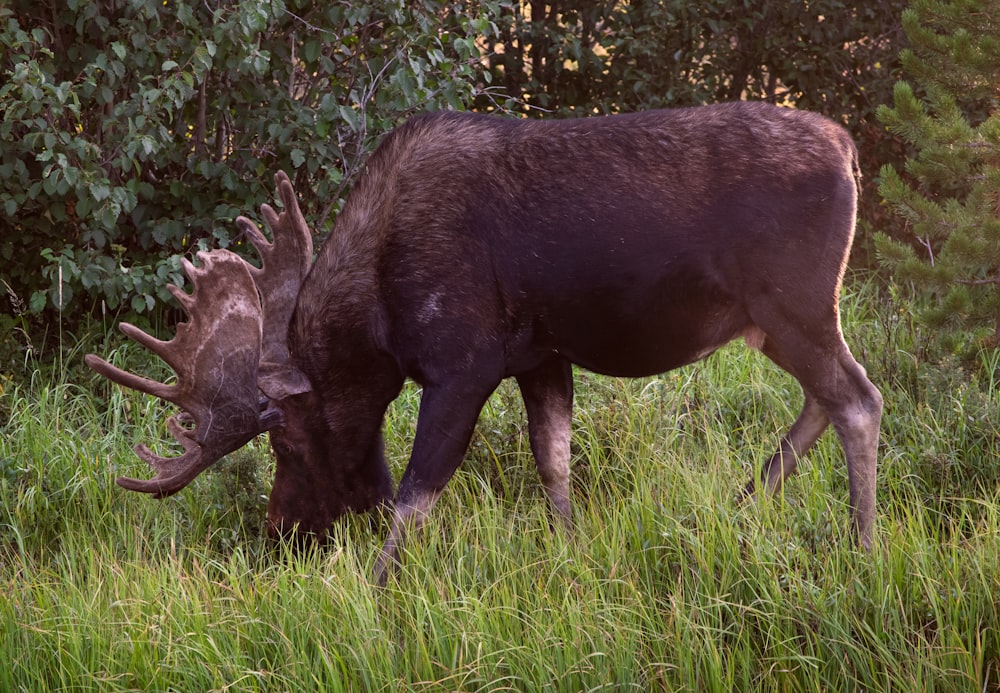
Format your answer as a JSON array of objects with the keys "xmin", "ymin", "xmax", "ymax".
[{"xmin": 1, "ymin": 277, "xmax": 998, "ymax": 691}]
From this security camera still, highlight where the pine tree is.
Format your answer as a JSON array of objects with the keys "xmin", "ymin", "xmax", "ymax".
[{"xmin": 876, "ymin": 0, "xmax": 1000, "ymax": 345}]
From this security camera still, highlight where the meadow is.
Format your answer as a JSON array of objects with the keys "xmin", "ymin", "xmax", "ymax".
[{"xmin": 1, "ymin": 277, "xmax": 998, "ymax": 692}]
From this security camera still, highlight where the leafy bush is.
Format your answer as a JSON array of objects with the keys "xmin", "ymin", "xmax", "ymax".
[{"xmin": 1, "ymin": 0, "xmax": 504, "ymax": 327}]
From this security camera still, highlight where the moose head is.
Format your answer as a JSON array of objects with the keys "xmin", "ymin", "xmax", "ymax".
[{"xmin": 86, "ymin": 173, "xmax": 395, "ymax": 541}]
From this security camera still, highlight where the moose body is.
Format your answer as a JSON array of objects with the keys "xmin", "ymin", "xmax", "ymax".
[{"xmin": 88, "ymin": 102, "xmax": 883, "ymax": 581}]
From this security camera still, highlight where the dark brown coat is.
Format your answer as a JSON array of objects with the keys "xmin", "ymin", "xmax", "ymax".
[{"xmin": 90, "ymin": 102, "xmax": 883, "ymax": 582}]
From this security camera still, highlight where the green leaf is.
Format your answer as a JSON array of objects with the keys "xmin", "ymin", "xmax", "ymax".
[
  {"xmin": 75, "ymin": 194, "xmax": 92, "ymax": 218},
  {"xmin": 394, "ymin": 70, "xmax": 416, "ymax": 102},
  {"xmin": 338, "ymin": 105, "xmax": 361, "ymax": 132},
  {"xmin": 303, "ymin": 40, "xmax": 321, "ymax": 63},
  {"xmin": 29, "ymin": 291, "xmax": 47, "ymax": 314},
  {"xmin": 90, "ymin": 183, "xmax": 110, "ymax": 202}
]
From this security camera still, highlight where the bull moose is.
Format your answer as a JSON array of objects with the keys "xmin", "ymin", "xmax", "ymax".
[{"xmin": 87, "ymin": 102, "xmax": 883, "ymax": 582}]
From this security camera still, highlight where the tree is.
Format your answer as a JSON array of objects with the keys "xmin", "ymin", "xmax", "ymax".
[
  {"xmin": 0, "ymin": 0, "xmax": 503, "ymax": 327},
  {"xmin": 876, "ymin": 0, "xmax": 1000, "ymax": 345}
]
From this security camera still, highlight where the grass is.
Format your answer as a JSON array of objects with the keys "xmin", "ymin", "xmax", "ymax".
[{"xmin": 1, "ymin": 277, "xmax": 999, "ymax": 692}]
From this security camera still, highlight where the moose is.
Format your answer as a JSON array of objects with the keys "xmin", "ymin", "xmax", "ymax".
[{"xmin": 87, "ymin": 102, "xmax": 882, "ymax": 582}]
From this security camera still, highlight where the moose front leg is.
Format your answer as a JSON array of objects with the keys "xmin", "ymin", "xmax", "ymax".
[
  {"xmin": 516, "ymin": 356, "xmax": 574, "ymax": 525},
  {"xmin": 374, "ymin": 376, "xmax": 498, "ymax": 584}
]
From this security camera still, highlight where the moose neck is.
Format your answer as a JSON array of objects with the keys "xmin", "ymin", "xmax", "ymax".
[
  {"xmin": 266, "ymin": 165, "xmax": 408, "ymax": 536},
  {"xmin": 268, "ymin": 243, "xmax": 403, "ymax": 535}
]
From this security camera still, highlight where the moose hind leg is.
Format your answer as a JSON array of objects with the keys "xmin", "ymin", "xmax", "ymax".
[
  {"xmin": 516, "ymin": 356, "xmax": 574, "ymax": 525},
  {"xmin": 765, "ymin": 330, "xmax": 882, "ymax": 548},
  {"xmin": 740, "ymin": 336, "xmax": 831, "ymax": 501},
  {"xmin": 826, "ymin": 351, "xmax": 882, "ymax": 549},
  {"xmin": 740, "ymin": 393, "xmax": 830, "ymax": 502}
]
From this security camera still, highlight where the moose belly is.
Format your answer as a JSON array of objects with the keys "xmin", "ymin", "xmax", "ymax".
[{"xmin": 537, "ymin": 283, "xmax": 749, "ymax": 378}]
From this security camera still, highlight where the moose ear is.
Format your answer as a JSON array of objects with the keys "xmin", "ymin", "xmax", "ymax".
[{"xmin": 258, "ymin": 361, "xmax": 313, "ymax": 400}]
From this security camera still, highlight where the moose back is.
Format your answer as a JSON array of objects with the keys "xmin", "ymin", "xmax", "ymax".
[{"xmin": 87, "ymin": 102, "xmax": 882, "ymax": 582}]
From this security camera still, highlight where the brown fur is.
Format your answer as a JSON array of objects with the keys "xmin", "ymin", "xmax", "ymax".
[{"xmin": 92, "ymin": 103, "xmax": 882, "ymax": 582}]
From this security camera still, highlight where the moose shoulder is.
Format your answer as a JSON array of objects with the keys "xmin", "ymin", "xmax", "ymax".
[{"xmin": 87, "ymin": 102, "xmax": 882, "ymax": 582}]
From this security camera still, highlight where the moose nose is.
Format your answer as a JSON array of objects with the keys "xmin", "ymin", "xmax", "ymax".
[{"xmin": 266, "ymin": 514, "xmax": 328, "ymax": 552}]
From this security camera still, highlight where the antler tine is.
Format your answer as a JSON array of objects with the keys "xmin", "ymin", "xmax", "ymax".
[
  {"xmin": 86, "ymin": 249, "xmax": 280, "ymax": 498},
  {"xmin": 118, "ymin": 416, "xmax": 202, "ymax": 495},
  {"xmin": 235, "ymin": 171, "xmax": 314, "ymax": 367}
]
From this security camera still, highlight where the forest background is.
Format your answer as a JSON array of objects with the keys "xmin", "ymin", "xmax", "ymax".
[{"xmin": 2, "ymin": 0, "xmax": 910, "ymax": 353}]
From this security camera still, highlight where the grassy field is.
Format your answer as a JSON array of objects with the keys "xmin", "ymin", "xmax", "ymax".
[{"xmin": 2, "ymin": 278, "xmax": 999, "ymax": 692}]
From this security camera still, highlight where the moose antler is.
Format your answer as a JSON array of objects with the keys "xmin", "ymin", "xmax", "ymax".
[
  {"xmin": 236, "ymin": 170, "xmax": 313, "ymax": 368},
  {"xmin": 85, "ymin": 172, "xmax": 314, "ymax": 497},
  {"xmin": 85, "ymin": 250, "xmax": 278, "ymax": 496}
]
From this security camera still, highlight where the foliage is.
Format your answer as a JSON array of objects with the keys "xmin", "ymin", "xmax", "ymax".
[
  {"xmin": 0, "ymin": 0, "xmax": 504, "ymax": 325},
  {"xmin": 876, "ymin": 0, "xmax": 1000, "ymax": 347},
  {"xmin": 488, "ymin": 1, "xmax": 903, "ymax": 113},
  {"xmin": 482, "ymin": 0, "xmax": 908, "ymax": 238}
]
